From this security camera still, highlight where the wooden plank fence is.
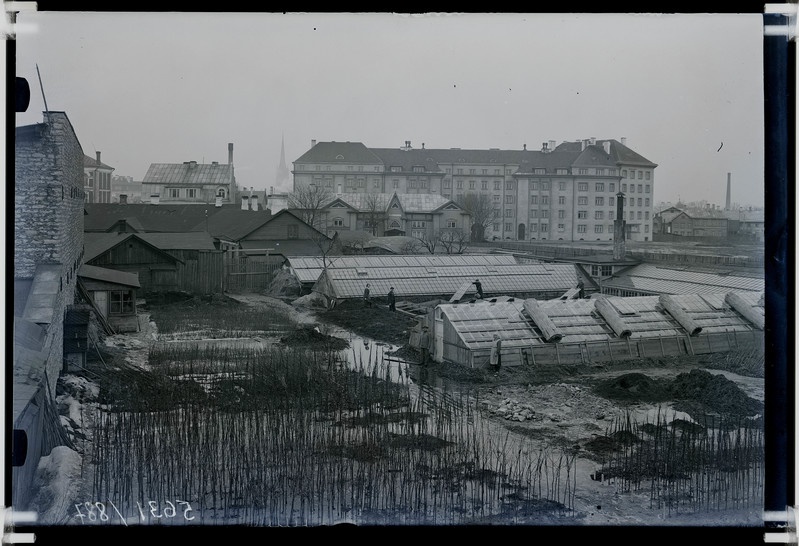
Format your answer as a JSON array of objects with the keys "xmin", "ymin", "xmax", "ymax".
[
  {"xmin": 224, "ymin": 255, "xmax": 282, "ymax": 293},
  {"xmin": 446, "ymin": 329, "xmax": 764, "ymax": 369}
]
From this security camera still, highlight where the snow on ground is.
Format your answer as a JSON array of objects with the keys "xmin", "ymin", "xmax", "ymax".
[{"xmin": 27, "ymin": 446, "xmax": 86, "ymax": 525}]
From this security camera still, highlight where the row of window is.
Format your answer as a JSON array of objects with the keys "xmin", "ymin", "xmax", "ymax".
[
  {"xmin": 304, "ymin": 165, "xmax": 649, "ymax": 179},
  {"xmin": 494, "ymin": 223, "xmax": 652, "ymax": 234}
]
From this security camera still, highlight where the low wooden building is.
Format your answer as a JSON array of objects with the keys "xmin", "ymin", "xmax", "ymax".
[{"xmin": 78, "ymin": 264, "xmax": 141, "ymax": 333}]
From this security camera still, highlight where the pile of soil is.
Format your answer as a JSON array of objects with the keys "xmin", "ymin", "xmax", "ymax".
[
  {"xmin": 279, "ymin": 325, "xmax": 349, "ymax": 350},
  {"xmin": 315, "ymin": 299, "xmax": 417, "ymax": 345},
  {"xmin": 264, "ymin": 268, "xmax": 302, "ymax": 298}
]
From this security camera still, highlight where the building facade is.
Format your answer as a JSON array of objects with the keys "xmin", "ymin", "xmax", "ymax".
[
  {"xmin": 654, "ymin": 206, "xmax": 728, "ymax": 238},
  {"xmin": 292, "ymin": 138, "xmax": 657, "ymax": 242},
  {"xmin": 141, "ymin": 142, "xmax": 239, "ymax": 205},
  {"xmin": 84, "ymin": 150, "xmax": 114, "ymax": 203}
]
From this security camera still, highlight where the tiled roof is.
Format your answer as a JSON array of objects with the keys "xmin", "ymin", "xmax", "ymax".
[
  {"xmin": 142, "ymin": 161, "xmax": 233, "ymax": 186},
  {"xmin": 294, "ymin": 141, "xmax": 384, "ymax": 164},
  {"xmin": 78, "ymin": 264, "xmax": 141, "ymax": 288},
  {"xmin": 441, "ymin": 291, "xmax": 764, "ymax": 350},
  {"xmin": 602, "ymin": 263, "xmax": 764, "ymax": 295},
  {"xmin": 189, "ymin": 208, "xmax": 273, "ymax": 241},
  {"xmin": 84, "ymin": 203, "xmax": 242, "ymax": 232}
]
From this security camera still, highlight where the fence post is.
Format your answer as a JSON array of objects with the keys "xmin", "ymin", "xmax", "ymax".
[
  {"xmin": 555, "ymin": 343, "xmax": 561, "ymax": 365},
  {"xmin": 685, "ymin": 334, "xmax": 694, "ymax": 355},
  {"xmin": 659, "ymin": 334, "xmax": 665, "ymax": 357},
  {"xmin": 607, "ymin": 338, "xmax": 613, "ymax": 360}
]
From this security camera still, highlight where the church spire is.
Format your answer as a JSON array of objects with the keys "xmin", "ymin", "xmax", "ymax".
[{"xmin": 275, "ymin": 133, "xmax": 291, "ymax": 189}]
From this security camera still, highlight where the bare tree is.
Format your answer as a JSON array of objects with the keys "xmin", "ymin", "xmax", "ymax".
[
  {"xmin": 455, "ymin": 192, "xmax": 498, "ymax": 242},
  {"xmin": 415, "ymin": 233, "xmax": 438, "ymax": 254},
  {"xmin": 363, "ymin": 193, "xmax": 388, "ymax": 236},
  {"xmin": 288, "ymin": 183, "xmax": 333, "ymax": 231},
  {"xmin": 438, "ymin": 228, "xmax": 470, "ymax": 254},
  {"xmin": 399, "ymin": 238, "xmax": 423, "ymax": 254}
]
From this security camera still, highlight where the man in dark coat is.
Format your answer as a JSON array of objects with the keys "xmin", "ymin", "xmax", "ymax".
[
  {"xmin": 419, "ymin": 326, "xmax": 431, "ymax": 365},
  {"xmin": 472, "ymin": 279, "xmax": 484, "ymax": 299},
  {"xmin": 363, "ymin": 283, "xmax": 372, "ymax": 307},
  {"xmin": 387, "ymin": 287, "xmax": 396, "ymax": 311}
]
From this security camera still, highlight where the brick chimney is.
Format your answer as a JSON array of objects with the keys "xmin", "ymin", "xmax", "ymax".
[
  {"xmin": 228, "ymin": 143, "xmax": 234, "ymax": 165},
  {"xmin": 96, "ymin": 151, "xmax": 101, "ymax": 165},
  {"xmin": 613, "ymin": 191, "xmax": 626, "ymax": 260},
  {"xmin": 241, "ymin": 195, "xmax": 249, "ymax": 210},
  {"xmin": 119, "ymin": 194, "xmax": 128, "ymax": 205}
]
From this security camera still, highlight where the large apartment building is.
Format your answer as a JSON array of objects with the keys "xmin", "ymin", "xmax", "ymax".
[{"xmin": 292, "ymin": 138, "xmax": 657, "ymax": 242}]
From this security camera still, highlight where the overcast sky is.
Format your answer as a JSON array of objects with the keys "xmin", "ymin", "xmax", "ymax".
[{"xmin": 13, "ymin": 11, "xmax": 766, "ymax": 207}]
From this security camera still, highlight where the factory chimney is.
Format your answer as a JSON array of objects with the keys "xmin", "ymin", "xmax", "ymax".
[
  {"xmin": 725, "ymin": 173, "xmax": 731, "ymax": 211},
  {"xmin": 613, "ymin": 191, "xmax": 627, "ymax": 261}
]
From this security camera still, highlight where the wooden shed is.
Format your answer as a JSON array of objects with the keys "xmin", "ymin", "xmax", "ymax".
[{"xmin": 78, "ymin": 264, "xmax": 141, "ymax": 332}]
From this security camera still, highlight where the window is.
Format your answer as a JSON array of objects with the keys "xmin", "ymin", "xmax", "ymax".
[
  {"xmin": 493, "ymin": 194, "xmax": 501, "ymax": 202},
  {"xmin": 506, "ymin": 169, "xmax": 513, "ymax": 175},
  {"xmin": 446, "ymin": 219, "xmax": 457, "ymax": 228},
  {"xmin": 530, "ymin": 224, "xmax": 537, "ymax": 232},
  {"xmin": 645, "ymin": 211, "xmax": 650, "ymax": 220},
  {"xmin": 505, "ymin": 195, "xmax": 514, "ymax": 203},
  {"xmin": 456, "ymin": 168, "xmax": 463, "ymax": 175},
  {"xmin": 541, "ymin": 210, "xmax": 549, "ymax": 218},
  {"xmin": 558, "ymin": 196, "xmax": 566, "ymax": 205},
  {"xmin": 637, "ymin": 211, "xmax": 642, "ymax": 219},
  {"xmin": 530, "ymin": 210, "xmax": 538, "ymax": 218},
  {"xmin": 622, "ymin": 184, "xmax": 627, "ymax": 192},
  {"xmin": 558, "ymin": 209, "xmax": 565, "ymax": 219},
  {"xmin": 542, "ymin": 182, "xmax": 550, "ymax": 190},
  {"xmin": 504, "ymin": 222, "xmax": 513, "ymax": 232},
  {"xmin": 186, "ymin": 188, "xmax": 196, "ymax": 198},
  {"xmin": 110, "ymin": 291, "xmax": 134, "ymax": 315},
  {"xmin": 357, "ymin": 178, "xmax": 366, "ymax": 188},
  {"xmin": 411, "ymin": 230, "xmax": 425, "ymax": 239},
  {"xmin": 609, "ymin": 169, "xmax": 617, "ymax": 175},
  {"xmin": 638, "ymin": 198, "xmax": 643, "ymax": 207},
  {"xmin": 629, "ymin": 211, "xmax": 635, "ymax": 220},
  {"xmin": 596, "ymin": 168, "xmax": 605, "ymax": 176},
  {"xmin": 413, "ymin": 166, "xmax": 424, "ymax": 173},
  {"xmin": 169, "ymin": 188, "xmax": 180, "ymax": 198},
  {"xmin": 645, "ymin": 185, "xmax": 651, "ymax": 193},
  {"xmin": 446, "ymin": 168, "xmax": 451, "ymax": 174},
  {"xmin": 481, "ymin": 169, "xmax": 488, "ymax": 174},
  {"xmin": 469, "ymin": 181, "xmax": 475, "ymax": 190},
  {"xmin": 411, "ymin": 220, "xmax": 426, "ymax": 228},
  {"xmin": 469, "ymin": 169, "xmax": 476, "ymax": 175},
  {"xmin": 393, "ymin": 179, "xmax": 399, "ymax": 189},
  {"xmin": 595, "ymin": 197, "xmax": 604, "ymax": 206},
  {"xmin": 456, "ymin": 181, "xmax": 463, "ymax": 189},
  {"xmin": 482, "ymin": 181, "xmax": 488, "ymax": 190},
  {"xmin": 609, "ymin": 211, "xmax": 615, "ymax": 220},
  {"xmin": 559, "ymin": 181, "xmax": 566, "ymax": 190},
  {"xmin": 535, "ymin": 168, "xmax": 546, "ymax": 175},
  {"xmin": 595, "ymin": 210, "xmax": 604, "ymax": 220},
  {"xmin": 558, "ymin": 224, "xmax": 565, "ymax": 231},
  {"xmin": 492, "ymin": 223, "xmax": 500, "ymax": 232},
  {"xmin": 645, "ymin": 172, "xmax": 651, "ymax": 180},
  {"xmin": 595, "ymin": 182, "xmax": 605, "ymax": 192},
  {"xmin": 530, "ymin": 195, "xmax": 538, "ymax": 205},
  {"xmin": 495, "ymin": 169, "xmax": 501, "ymax": 175},
  {"xmin": 578, "ymin": 182, "xmax": 588, "ymax": 191},
  {"xmin": 540, "ymin": 224, "xmax": 548, "ymax": 232},
  {"xmin": 645, "ymin": 198, "xmax": 650, "ymax": 206},
  {"xmin": 609, "ymin": 196, "xmax": 615, "ymax": 207},
  {"xmin": 505, "ymin": 181, "xmax": 514, "ymax": 190},
  {"xmin": 443, "ymin": 179, "xmax": 451, "ymax": 189},
  {"xmin": 288, "ymin": 224, "xmax": 300, "ymax": 238},
  {"xmin": 577, "ymin": 224, "xmax": 587, "ymax": 233},
  {"xmin": 622, "ymin": 169, "xmax": 628, "ymax": 178},
  {"xmin": 577, "ymin": 210, "xmax": 587, "ymax": 219},
  {"xmin": 609, "ymin": 183, "xmax": 615, "ymax": 192},
  {"xmin": 391, "ymin": 166, "xmax": 401, "ymax": 172},
  {"xmin": 504, "ymin": 209, "xmax": 513, "ymax": 218},
  {"xmin": 629, "ymin": 184, "xmax": 635, "ymax": 193},
  {"xmin": 578, "ymin": 168, "xmax": 588, "ymax": 175},
  {"xmin": 595, "ymin": 225, "xmax": 604, "ymax": 233},
  {"xmin": 541, "ymin": 196, "xmax": 549, "ymax": 205},
  {"xmin": 645, "ymin": 225, "xmax": 650, "ymax": 233},
  {"xmin": 638, "ymin": 184, "xmax": 643, "ymax": 193},
  {"xmin": 530, "ymin": 182, "xmax": 539, "ymax": 191},
  {"xmin": 494, "ymin": 181, "xmax": 501, "ymax": 190},
  {"xmin": 578, "ymin": 196, "xmax": 588, "ymax": 206}
]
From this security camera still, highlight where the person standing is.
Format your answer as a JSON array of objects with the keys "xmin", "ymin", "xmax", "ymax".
[
  {"xmin": 419, "ymin": 326, "xmax": 431, "ymax": 365},
  {"xmin": 472, "ymin": 279, "xmax": 484, "ymax": 299},
  {"xmin": 489, "ymin": 333, "xmax": 502, "ymax": 371},
  {"xmin": 387, "ymin": 287, "xmax": 396, "ymax": 311},
  {"xmin": 363, "ymin": 283, "xmax": 372, "ymax": 307}
]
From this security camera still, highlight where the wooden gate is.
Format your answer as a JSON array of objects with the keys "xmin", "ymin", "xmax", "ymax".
[{"xmin": 224, "ymin": 252, "xmax": 281, "ymax": 293}]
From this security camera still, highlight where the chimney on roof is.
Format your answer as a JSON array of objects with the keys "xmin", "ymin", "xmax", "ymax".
[
  {"xmin": 549, "ymin": 140, "xmax": 556, "ymax": 150},
  {"xmin": 422, "ymin": 142, "xmax": 425, "ymax": 149},
  {"xmin": 241, "ymin": 195, "xmax": 249, "ymax": 210},
  {"xmin": 228, "ymin": 143, "xmax": 234, "ymax": 165},
  {"xmin": 523, "ymin": 143, "xmax": 527, "ymax": 151},
  {"xmin": 581, "ymin": 140, "xmax": 587, "ymax": 151},
  {"xmin": 311, "ymin": 139, "xmax": 316, "ymax": 148},
  {"xmin": 603, "ymin": 141, "xmax": 611, "ymax": 155},
  {"xmin": 119, "ymin": 194, "xmax": 128, "ymax": 205},
  {"xmin": 251, "ymin": 194, "xmax": 259, "ymax": 211},
  {"xmin": 96, "ymin": 151, "xmax": 101, "ymax": 165},
  {"xmin": 542, "ymin": 142, "xmax": 548, "ymax": 152},
  {"xmin": 590, "ymin": 137, "xmax": 596, "ymax": 145},
  {"xmin": 613, "ymin": 191, "xmax": 626, "ymax": 260}
]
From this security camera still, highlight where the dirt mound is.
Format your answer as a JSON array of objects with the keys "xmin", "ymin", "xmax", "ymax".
[
  {"xmin": 265, "ymin": 268, "xmax": 302, "ymax": 298},
  {"xmin": 593, "ymin": 369, "xmax": 763, "ymax": 420},
  {"xmin": 279, "ymin": 325, "xmax": 349, "ymax": 350},
  {"xmin": 315, "ymin": 299, "xmax": 417, "ymax": 345}
]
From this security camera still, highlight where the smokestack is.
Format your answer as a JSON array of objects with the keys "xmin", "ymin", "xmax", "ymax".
[
  {"xmin": 96, "ymin": 151, "xmax": 101, "ymax": 165},
  {"xmin": 228, "ymin": 143, "xmax": 234, "ymax": 165},
  {"xmin": 613, "ymin": 191, "xmax": 626, "ymax": 261},
  {"xmin": 726, "ymin": 173, "xmax": 731, "ymax": 210}
]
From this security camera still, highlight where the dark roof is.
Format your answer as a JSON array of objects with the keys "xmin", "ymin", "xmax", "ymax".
[
  {"xmin": 83, "ymin": 232, "xmax": 183, "ymax": 263},
  {"xmin": 239, "ymin": 209, "xmax": 331, "ymax": 241},
  {"xmin": 191, "ymin": 208, "xmax": 273, "ymax": 241},
  {"xmin": 294, "ymin": 141, "xmax": 384, "ymax": 164},
  {"xmin": 603, "ymin": 263, "xmax": 764, "ymax": 295},
  {"xmin": 142, "ymin": 161, "xmax": 233, "ymax": 186},
  {"xmin": 78, "ymin": 264, "xmax": 141, "ymax": 287},
  {"xmin": 84, "ymin": 203, "xmax": 244, "ymax": 232},
  {"xmin": 239, "ymin": 239, "xmax": 325, "ymax": 257},
  {"xmin": 555, "ymin": 139, "xmax": 658, "ymax": 167},
  {"xmin": 134, "ymin": 232, "xmax": 217, "ymax": 251},
  {"xmin": 84, "ymin": 154, "xmax": 114, "ymax": 170}
]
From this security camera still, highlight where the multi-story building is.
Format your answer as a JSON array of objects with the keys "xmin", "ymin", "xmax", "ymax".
[
  {"xmin": 654, "ymin": 205, "xmax": 728, "ymax": 238},
  {"xmin": 83, "ymin": 150, "xmax": 114, "ymax": 203},
  {"xmin": 110, "ymin": 175, "xmax": 143, "ymax": 204},
  {"xmin": 141, "ymin": 143, "xmax": 239, "ymax": 206},
  {"xmin": 292, "ymin": 138, "xmax": 657, "ymax": 242}
]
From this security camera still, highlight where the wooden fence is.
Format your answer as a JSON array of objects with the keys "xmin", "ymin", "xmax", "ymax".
[
  {"xmin": 446, "ymin": 329, "xmax": 764, "ymax": 369},
  {"xmin": 224, "ymin": 254, "xmax": 283, "ymax": 293}
]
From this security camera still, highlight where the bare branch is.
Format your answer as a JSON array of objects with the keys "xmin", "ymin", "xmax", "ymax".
[
  {"xmin": 454, "ymin": 192, "xmax": 499, "ymax": 242},
  {"xmin": 288, "ymin": 184, "xmax": 333, "ymax": 231}
]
